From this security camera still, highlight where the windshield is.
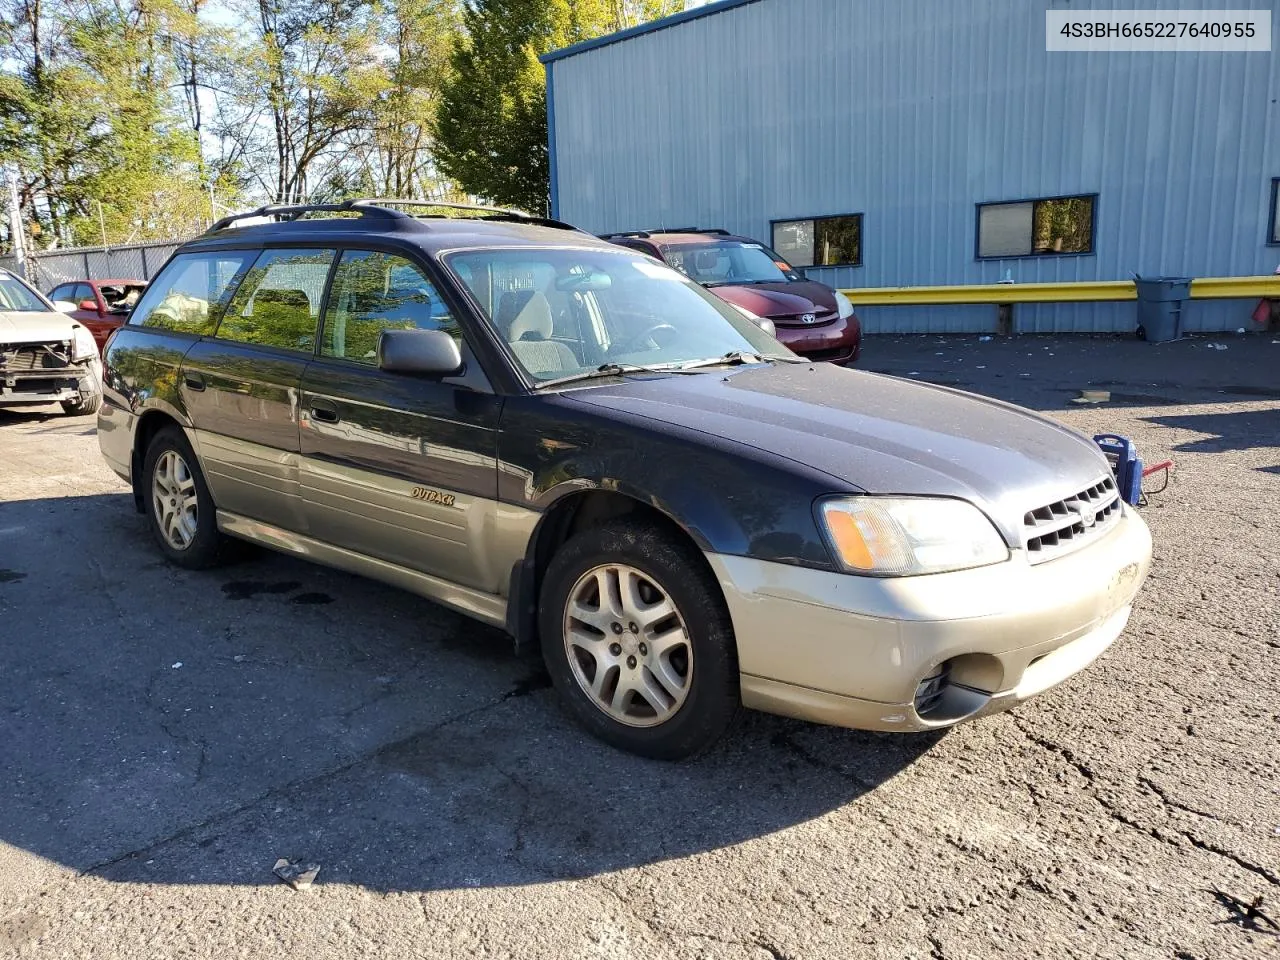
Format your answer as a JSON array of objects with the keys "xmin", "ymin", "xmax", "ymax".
[
  {"xmin": 446, "ymin": 247, "xmax": 792, "ymax": 383},
  {"xmin": 662, "ymin": 241, "xmax": 798, "ymax": 285},
  {"xmin": 0, "ymin": 272, "xmax": 51, "ymax": 312}
]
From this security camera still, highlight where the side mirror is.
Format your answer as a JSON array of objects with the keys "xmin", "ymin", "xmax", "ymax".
[
  {"xmin": 78, "ymin": 299, "xmax": 99, "ymax": 313},
  {"xmin": 53, "ymin": 300, "xmax": 78, "ymax": 314},
  {"xmin": 754, "ymin": 316, "xmax": 777, "ymax": 338},
  {"xmin": 377, "ymin": 328, "xmax": 463, "ymax": 377}
]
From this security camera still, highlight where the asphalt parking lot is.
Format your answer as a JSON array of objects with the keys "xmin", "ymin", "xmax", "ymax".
[{"xmin": 1, "ymin": 334, "xmax": 1277, "ymax": 960}]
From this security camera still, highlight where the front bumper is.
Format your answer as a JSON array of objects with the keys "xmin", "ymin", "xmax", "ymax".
[
  {"xmin": 0, "ymin": 367, "xmax": 92, "ymax": 406},
  {"xmin": 774, "ymin": 313, "xmax": 861, "ymax": 364},
  {"xmin": 707, "ymin": 508, "xmax": 1152, "ymax": 732}
]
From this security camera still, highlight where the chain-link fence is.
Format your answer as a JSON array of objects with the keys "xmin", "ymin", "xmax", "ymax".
[{"xmin": 0, "ymin": 239, "xmax": 188, "ymax": 292}]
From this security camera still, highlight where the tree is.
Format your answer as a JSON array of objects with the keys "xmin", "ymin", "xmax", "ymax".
[
  {"xmin": 217, "ymin": 0, "xmax": 383, "ymax": 204},
  {"xmin": 433, "ymin": 0, "xmax": 679, "ymax": 213},
  {"xmin": 0, "ymin": 0, "xmax": 213, "ymax": 248},
  {"xmin": 359, "ymin": 0, "xmax": 460, "ymax": 199}
]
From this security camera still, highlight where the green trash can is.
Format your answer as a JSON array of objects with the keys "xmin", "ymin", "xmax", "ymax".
[{"xmin": 1134, "ymin": 276, "xmax": 1191, "ymax": 342}]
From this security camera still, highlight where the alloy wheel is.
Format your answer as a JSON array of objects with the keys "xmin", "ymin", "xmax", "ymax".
[
  {"xmin": 152, "ymin": 449, "xmax": 199, "ymax": 551},
  {"xmin": 562, "ymin": 563, "xmax": 693, "ymax": 727}
]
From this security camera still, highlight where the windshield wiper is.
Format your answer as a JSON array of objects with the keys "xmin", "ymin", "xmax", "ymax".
[
  {"xmin": 533, "ymin": 362, "xmax": 707, "ymax": 390},
  {"xmin": 677, "ymin": 351, "xmax": 810, "ymax": 370}
]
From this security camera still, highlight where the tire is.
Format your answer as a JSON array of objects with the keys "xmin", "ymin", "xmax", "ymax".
[
  {"xmin": 141, "ymin": 426, "xmax": 226, "ymax": 569},
  {"xmin": 539, "ymin": 519, "xmax": 740, "ymax": 760},
  {"xmin": 61, "ymin": 361, "xmax": 103, "ymax": 415},
  {"xmin": 60, "ymin": 390, "xmax": 102, "ymax": 416}
]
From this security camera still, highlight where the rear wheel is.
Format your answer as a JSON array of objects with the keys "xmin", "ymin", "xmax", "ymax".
[
  {"xmin": 539, "ymin": 520, "xmax": 739, "ymax": 759},
  {"xmin": 142, "ymin": 426, "xmax": 226, "ymax": 569}
]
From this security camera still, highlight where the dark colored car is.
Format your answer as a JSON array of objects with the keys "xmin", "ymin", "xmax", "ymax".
[
  {"xmin": 601, "ymin": 228, "xmax": 861, "ymax": 364},
  {"xmin": 98, "ymin": 200, "xmax": 1150, "ymax": 760},
  {"xmin": 48, "ymin": 278, "xmax": 147, "ymax": 353}
]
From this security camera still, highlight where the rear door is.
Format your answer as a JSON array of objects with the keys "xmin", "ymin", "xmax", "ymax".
[
  {"xmin": 298, "ymin": 248, "xmax": 505, "ymax": 592},
  {"xmin": 180, "ymin": 247, "xmax": 335, "ymax": 533}
]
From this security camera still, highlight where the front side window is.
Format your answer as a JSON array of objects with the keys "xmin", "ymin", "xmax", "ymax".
[
  {"xmin": 216, "ymin": 248, "xmax": 335, "ymax": 352},
  {"xmin": 321, "ymin": 250, "xmax": 459, "ymax": 365},
  {"xmin": 0, "ymin": 271, "xmax": 51, "ymax": 312},
  {"xmin": 977, "ymin": 195, "xmax": 1095, "ymax": 258},
  {"xmin": 128, "ymin": 252, "xmax": 254, "ymax": 334},
  {"xmin": 447, "ymin": 248, "xmax": 789, "ymax": 382},
  {"xmin": 662, "ymin": 241, "xmax": 798, "ymax": 285},
  {"xmin": 772, "ymin": 215, "xmax": 862, "ymax": 268}
]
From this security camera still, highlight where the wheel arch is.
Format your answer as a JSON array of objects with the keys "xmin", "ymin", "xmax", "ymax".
[
  {"xmin": 506, "ymin": 488, "xmax": 724, "ymax": 650},
  {"xmin": 130, "ymin": 409, "xmax": 189, "ymax": 513}
]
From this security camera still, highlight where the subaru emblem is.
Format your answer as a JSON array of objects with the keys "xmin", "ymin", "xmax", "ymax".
[{"xmin": 801, "ymin": 313, "xmax": 816, "ymax": 325}]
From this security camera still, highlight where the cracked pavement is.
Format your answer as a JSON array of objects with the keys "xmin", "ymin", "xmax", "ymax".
[{"xmin": 0, "ymin": 334, "xmax": 1277, "ymax": 959}]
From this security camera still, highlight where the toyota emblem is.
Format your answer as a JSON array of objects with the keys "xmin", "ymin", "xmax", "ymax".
[{"xmin": 800, "ymin": 313, "xmax": 816, "ymax": 325}]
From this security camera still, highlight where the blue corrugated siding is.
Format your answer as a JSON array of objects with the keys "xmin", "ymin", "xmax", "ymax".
[{"xmin": 550, "ymin": 0, "xmax": 1280, "ymax": 333}]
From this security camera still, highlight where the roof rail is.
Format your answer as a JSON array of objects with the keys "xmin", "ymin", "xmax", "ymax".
[
  {"xmin": 348, "ymin": 198, "xmax": 532, "ymax": 218},
  {"xmin": 349, "ymin": 199, "xmax": 580, "ymax": 231},
  {"xmin": 208, "ymin": 197, "xmax": 581, "ymax": 234},
  {"xmin": 598, "ymin": 230, "xmax": 652, "ymax": 240},
  {"xmin": 643, "ymin": 226, "xmax": 730, "ymax": 236},
  {"xmin": 207, "ymin": 200, "xmax": 407, "ymax": 233}
]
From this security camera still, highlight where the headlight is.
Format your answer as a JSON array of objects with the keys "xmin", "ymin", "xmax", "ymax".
[
  {"xmin": 729, "ymin": 303, "xmax": 776, "ymax": 337},
  {"xmin": 834, "ymin": 291, "xmax": 855, "ymax": 320},
  {"xmin": 818, "ymin": 497, "xmax": 1008, "ymax": 576},
  {"xmin": 70, "ymin": 325, "xmax": 97, "ymax": 362}
]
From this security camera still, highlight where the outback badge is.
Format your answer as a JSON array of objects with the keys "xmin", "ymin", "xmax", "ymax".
[{"xmin": 411, "ymin": 486, "xmax": 456, "ymax": 506}]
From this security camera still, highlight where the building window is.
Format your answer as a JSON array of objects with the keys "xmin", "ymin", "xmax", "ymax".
[
  {"xmin": 976, "ymin": 195, "xmax": 1096, "ymax": 259},
  {"xmin": 771, "ymin": 214, "xmax": 862, "ymax": 268},
  {"xmin": 1269, "ymin": 178, "xmax": 1280, "ymax": 245}
]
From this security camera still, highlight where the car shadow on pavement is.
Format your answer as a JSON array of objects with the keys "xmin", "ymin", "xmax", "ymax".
[
  {"xmin": 1143, "ymin": 408, "xmax": 1280, "ymax": 454},
  {"xmin": 0, "ymin": 491, "xmax": 940, "ymax": 897}
]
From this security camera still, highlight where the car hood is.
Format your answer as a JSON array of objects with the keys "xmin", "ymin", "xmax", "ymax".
[
  {"xmin": 566, "ymin": 363, "xmax": 1112, "ymax": 540},
  {"xmin": 0, "ymin": 310, "xmax": 77, "ymax": 342},
  {"xmin": 708, "ymin": 280, "xmax": 839, "ymax": 319}
]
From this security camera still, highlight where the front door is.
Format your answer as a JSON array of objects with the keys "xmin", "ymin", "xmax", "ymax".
[
  {"xmin": 180, "ymin": 247, "xmax": 335, "ymax": 532},
  {"xmin": 298, "ymin": 248, "xmax": 506, "ymax": 593}
]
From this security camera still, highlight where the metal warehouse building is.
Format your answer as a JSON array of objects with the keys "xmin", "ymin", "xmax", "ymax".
[{"xmin": 542, "ymin": 0, "xmax": 1280, "ymax": 334}]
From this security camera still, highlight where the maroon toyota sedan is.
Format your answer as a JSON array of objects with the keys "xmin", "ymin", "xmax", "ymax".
[{"xmin": 601, "ymin": 228, "xmax": 860, "ymax": 364}]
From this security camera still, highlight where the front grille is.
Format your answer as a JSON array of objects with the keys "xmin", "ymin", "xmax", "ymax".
[
  {"xmin": 0, "ymin": 343, "xmax": 71, "ymax": 372},
  {"xmin": 771, "ymin": 310, "xmax": 838, "ymax": 328},
  {"xmin": 1023, "ymin": 476, "xmax": 1122, "ymax": 563}
]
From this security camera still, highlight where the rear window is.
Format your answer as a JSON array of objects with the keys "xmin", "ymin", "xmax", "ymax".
[{"xmin": 128, "ymin": 252, "xmax": 254, "ymax": 335}]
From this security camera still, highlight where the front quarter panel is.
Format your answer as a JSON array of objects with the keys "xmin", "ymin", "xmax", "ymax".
[{"xmin": 497, "ymin": 394, "xmax": 849, "ymax": 569}]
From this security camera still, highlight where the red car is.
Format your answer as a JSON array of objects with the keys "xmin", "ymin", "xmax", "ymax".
[
  {"xmin": 47, "ymin": 278, "xmax": 147, "ymax": 353},
  {"xmin": 601, "ymin": 228, "xmax": 861, "ymax": 364}
]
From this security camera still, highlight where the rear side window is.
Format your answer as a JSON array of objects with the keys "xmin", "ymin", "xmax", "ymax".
[
  {"xmin": 320, "ymin": 250, "xmax": 459, "ymax": 365},
  {"xmin": 128, "ymin": 252, "xmax": 253, "ymax": 334},
  {"xmin": 216, "ymin": 249, "xmax": 335, "ymax": 353}
]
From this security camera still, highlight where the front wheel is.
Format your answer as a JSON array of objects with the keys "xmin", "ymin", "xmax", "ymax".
[
  {"xmin": 61, "ymin": 360, "xmax": 103, "ymax": 415},
  {"xmin": 539, "ymin": 520, "xmax": 740, "ymax": 759}
]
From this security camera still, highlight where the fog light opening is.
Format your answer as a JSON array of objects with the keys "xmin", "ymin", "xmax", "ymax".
[{"xmin": 913, "ymin": 660, "xmax": 992, "ymax": 724}]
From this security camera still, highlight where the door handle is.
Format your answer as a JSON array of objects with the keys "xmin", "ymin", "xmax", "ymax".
[
  {"xmin": 183, "ymin": 373, "xmax": 205, "ymax": 392},
  {"xmin": 309, "ymin": 401, "xmax": 340, "ymax": 424}
]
